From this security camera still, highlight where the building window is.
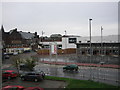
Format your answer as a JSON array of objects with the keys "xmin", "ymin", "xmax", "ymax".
[
  {"xmin": 44, "ymin": 45, "xmax": 50, "ymax": 49},
  {"xmin": 68, "ymin": 38, "xmax": 77, "ymax": 43}
]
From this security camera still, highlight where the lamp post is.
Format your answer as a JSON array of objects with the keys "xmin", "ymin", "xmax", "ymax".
[
  {"xmin": 64, "ymin": 30, "xmax": 67, "ymax": 35},
  {"xmin": 89, "ymin": 18, "xmax": 92, "ymax": 80},
  {"xmin": 101, "ymin": 26, "xmax": 103, "ymax": 56},
  {"xmin": 41, "ymin": 31, "xmax": 43, "ymax": 49},
  {"xmin": 41, "ymin": 31, "xmax": 44, "ymax": 62},
  {"xmin": 64, "ymin": 30, "xmax": 67, "ymax": 64},
  {"xmin": 98, "ymin": 26, "xmax": 103, "ymax": 82}
]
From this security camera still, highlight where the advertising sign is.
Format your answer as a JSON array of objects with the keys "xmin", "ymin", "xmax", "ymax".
[{"xmin": 51, "ymin": 44, "xmax": 57, "ymax": 54}]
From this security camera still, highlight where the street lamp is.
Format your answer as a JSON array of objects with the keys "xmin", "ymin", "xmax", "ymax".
[
  {"xmin": 89, "ymin": 18, "xmax": 92, "ymax": 80},
  {"xmin": 64, "ymin": 30, "xmax": 67, "ymax": 35},
  {"xmin": 41, "ymin": 31, "xmax": 45, "ymax": 62},
  {"xmin": 64, "ymin": 30, "xmax": 67, "ymax": 64},
  {"xmin": 97, "ymin": 26, "xmax": 104, "ymax": 83},
  {"xmin": 101, "ymin": 26, "xmax": 103, "ymax": 56}
]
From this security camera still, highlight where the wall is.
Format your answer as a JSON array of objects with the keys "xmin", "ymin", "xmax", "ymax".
[
  {"xmin": 62, "ymin": 36, "xmax": 81, "ymax": 49},
  {"xmin": 37, "ymin": 48, "xmax": 76, "ymax": 55},
  {"xmin": 39, "ymin": 41, "xmax": 62, "ymax": 45}
]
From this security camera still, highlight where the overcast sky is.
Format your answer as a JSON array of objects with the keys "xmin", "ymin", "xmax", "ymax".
[{"xmin": 2, "ymin": 2, "xmax": 118, "ymax": 37}]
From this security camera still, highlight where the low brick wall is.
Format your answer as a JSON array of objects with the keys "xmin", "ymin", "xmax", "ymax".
[
  {"xmin": 37, "ymin": 49, "xmax": 49, "ymax": 55},
  {"xmin": 37, "ymin": 48, "xmax": 76, "ymax": 55}
]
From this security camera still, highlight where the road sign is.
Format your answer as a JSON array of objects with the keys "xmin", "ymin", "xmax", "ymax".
[{"xmin": 51, "ymin": 43, "xmax": 57, "ymax": 54}]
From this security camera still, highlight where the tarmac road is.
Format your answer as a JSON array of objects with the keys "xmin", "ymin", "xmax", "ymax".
[{"xmin": 34, "ymin": 63, "xmax": 119, "ymax": 86}]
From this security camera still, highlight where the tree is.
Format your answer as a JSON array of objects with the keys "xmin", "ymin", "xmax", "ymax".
[
  {"xmin": 24, "ymin": 57, "xmax": 36, "ymax": 71},
  {"xmin": 12, "ymin": 56, "xmax": 23, "ymax": 75}
]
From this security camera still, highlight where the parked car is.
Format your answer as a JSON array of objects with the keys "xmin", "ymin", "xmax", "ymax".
[
  {"xmin": 24, "ymin": 87, "xmax": 44, "ymax": 90},
  {"xmin": 19, "ymin": 64, "xmax": 29, "ymax": 70},
  {"xmin": 13, "ymin": 52, "xmax": 18, "ymax": 55},
  {"xmin": 2, "ymin": 85, "xmax": 25, "ymax": 90},
  {"xmin": 100, "ymin": 61, "xmax": 105, "ymax": 65},
  {"xmin": 4, "ymin": 55, "xmax": 10, "ymax": 59},
  {"xmin": 2, "ymin": 70, "xmax": 18, "ymax": 79},
  {"xmin": 63, "ymin": 64, "xmax": 78, "ymax": 71},
  {"xmin": 20, "ymin": 71, "xmax": 45, "ymax": 82}
]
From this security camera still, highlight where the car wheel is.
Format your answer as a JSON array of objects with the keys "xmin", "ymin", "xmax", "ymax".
[
  {"xmin": 75, "ymin": 69, "xmax": 78, "ymax": 71},
  {"xmin": 34, "ymin": 78, "xmax": 38, "ymax": 82},
  {"xmin": 21, "ymin": 77, "xmax": 25, "ymax": 81},
  {"xmin": 8, "ymin": 77, "xmax": 11, "ymax": 80},
  {"xmin": 42, "ymin": 75, "xmax": 45, "ymax": 79}
]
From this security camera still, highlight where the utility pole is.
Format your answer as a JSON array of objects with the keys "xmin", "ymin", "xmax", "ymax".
[
  {"xmin": 101, "ymin": 26, "xmax": 103, "ymax": 56},
  {"xmin": 65, "ymin": 30, "xmax": 67, "ymax": 35},
  {"xmin": 89, "ymin": 18, "xmax": 92, "ymax": 81},
  {"xmin": 41, "ymin": 31, "xmax": 44, "ymax": 61},
  {"xmin": 98, "ymin": 26, "xmax": 103, "ymax": 82},
  {"xmin": 64, "ymin": 30, "xmax": 67, "ymax": 64}
]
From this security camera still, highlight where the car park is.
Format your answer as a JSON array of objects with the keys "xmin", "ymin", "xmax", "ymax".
[
  {"xmin": 24, "ymin": 87, "xmax": 44, "ymax": 90},
  {"xmin": 13, "ymin": 52, "xmax": 18, "ymax": 55},
  {"xmin": 2, "ymin": 85, "xmax": 25, "ymax": 90},
  {"xmin": 63, "ymin": 64, "xmax": 78, "ymax": 71},
  {"xmin": 2, "ymin": 70, "xmax": 18, "ymax": 79},
  {"xmin": 20, "ymin": 71, "xmax": 45, "ymax": 82}
]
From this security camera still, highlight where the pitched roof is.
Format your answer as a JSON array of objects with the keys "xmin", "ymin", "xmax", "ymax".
[
  {"xmin": 62, "ymin": 35, "xmax": 81, "ymax": 37},
  {"xmin": 19, "ymin": 31, "xmax": 35, "ymax": 39}
]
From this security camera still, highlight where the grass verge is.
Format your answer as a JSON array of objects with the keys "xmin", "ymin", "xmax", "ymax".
[{"xmin": 45, "ymin": 75, "xmax": 119, "ymax": 89}]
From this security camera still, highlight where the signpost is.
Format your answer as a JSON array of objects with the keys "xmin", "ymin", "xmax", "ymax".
[
  {"xmin": 51, "ymin": 44, "xmax": 57, "ymax": 55},
  {"xmin": 49, "ymin": 42, "xmax": 58, "ymax": 75}
]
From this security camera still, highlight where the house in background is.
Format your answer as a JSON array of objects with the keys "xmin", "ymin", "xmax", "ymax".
[
  {"xmin": 39, "ymin": 34, "xmax": 62, "ymax": 50},
  {"xmin": 1, "ymin": 26, "xmax": 39, "ymax": 55}
]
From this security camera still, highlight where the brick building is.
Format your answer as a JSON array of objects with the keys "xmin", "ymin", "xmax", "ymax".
[{"xmin": 1, "ymin": 26, "xmax": 39, "ymax": 54}]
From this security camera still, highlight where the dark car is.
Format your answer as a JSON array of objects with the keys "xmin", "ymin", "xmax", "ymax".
[
  {"xmin": 19, "ymin": 64, "xmax": 34, "ymax": 71},
  {"xmin": 20, "ymin": 71, "xmax": 45, "ymax": 82},
  {"xmin": 20, "ymin": 64, "xmax": 29, "ymax": 70},
  {"xmin": 2, "ymin": 85, "xmax": 25, "ymax": 90},
  {"xmin": 4, "ymin": 55, "xmax": 10, "ymax": 59},
  {"xmin": 2, "ymin": 70, "xmax": 18, "ymax": 79},
  {"xmin": 63, "ymin": 64, "xmax": 78, "ymax": 71}
]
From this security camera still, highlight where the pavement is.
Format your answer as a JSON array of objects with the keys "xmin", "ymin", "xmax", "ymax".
[
  {"xmin": 2, "ymin": 61, "xmax": 120, "ymax": 70},
  {"xmin": 2, "ymin": 78, "xmax": 67, "ymax": 89},
  {"xmin": 39, "ymin": 61, "xmax": 120, "ymax": 69}
]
